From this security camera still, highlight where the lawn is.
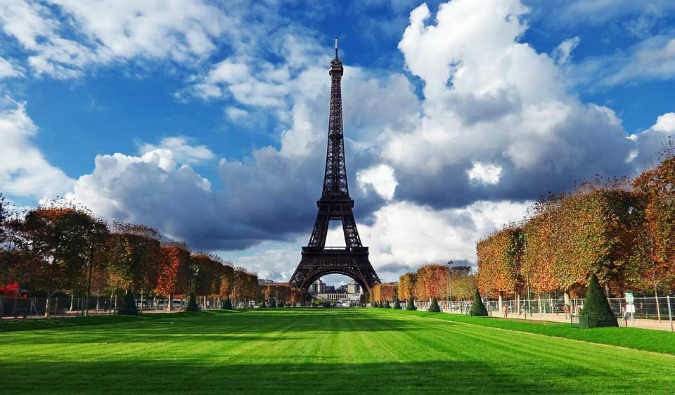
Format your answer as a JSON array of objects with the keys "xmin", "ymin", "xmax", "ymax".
[{"xmin": 1, "ymin": 309, "xmax": 674, "ymax": 394}]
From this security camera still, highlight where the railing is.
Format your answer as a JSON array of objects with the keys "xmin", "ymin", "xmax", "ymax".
[
  {"xmin": 409, "ymin": 296, "xmax": 675, "ymax": 331},
  {"xmin": 0, "ymin": 295, "xmax": 231, "ymax": 319}
]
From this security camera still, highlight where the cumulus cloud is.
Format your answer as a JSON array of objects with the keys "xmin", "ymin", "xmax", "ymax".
[
  {"xmin": 357, "ymin": 164, "xmax": 397, "ymax": 200},
  {"xmin": 139, "ymin": 137, "xmax": 215, "ymax": 165},
  {"xmin": 0, "ymin": 0, "xmax": 236, "ymax": 78},
  {"xmin": 0, "ymin": 99, "xmax": 74, "ymax": 198},
  {"xmin": 380, "ymin": 0, "xmax": 636, "ymax": 209}
]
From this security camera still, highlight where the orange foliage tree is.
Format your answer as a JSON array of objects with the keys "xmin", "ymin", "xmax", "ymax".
[
  {"xmin": 156, "ymin": 244, "xmax": 192, "ymax": 309},
  {"xmin": 477, "ymin": 226, "xmax": 524, "ymax": 298},
  {"xmin": 372, "ymin": 284, "xmax": 397, "ymax": 302},
  {"xmin": 631, "ymin": 153, "xmax": 675, "ymax": 294},
  {"xmin": 398, "ymin": 272, "xmax": 417, "ymax": 301},
  {"xmin": 416, "ymin": 264, "xmax": 450, "ymax": 300}
]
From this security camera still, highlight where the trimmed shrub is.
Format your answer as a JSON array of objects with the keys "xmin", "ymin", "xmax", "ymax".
[
  {"xmin": 186, "ymin": 293, "xmax": 200, "ymax": 312},
  {"xmin": 270, "ymin": 300, "xmax": 277, "ymax": 308},
  {"xmin": 384, "ymin": 301, "xmax": 391, "ymax": 309},
  {"xmin": 469, "ymin": 289, "xmax": 488, "ymax": 316},
  {"xmin": 393, "ymin": 298, "xmax": 402, "ymax": 310},
  {"xmin": 406, "ymin": 298, "xmax": 416, "ymax": 311},
  {"xmin": 222, "ymin": 297, "xmax": 233, "ymax": 310},
  {"xmin": 428, "ymin": 297, "xmax": 441, "ymax": 312},
  {"xmin": 118, "ymin": 289, "xmax": 139, "ymax": 315},
  {"xmin": 579, "ymin": 274, "xmax": 618, "ymax": 328},
  {"xmin": 372, "ymin": 301, "xmax": 379, "ymax": 308}
]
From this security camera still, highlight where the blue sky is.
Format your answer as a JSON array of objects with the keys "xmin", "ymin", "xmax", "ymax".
[{"xmin": 1, "ymin": 0, "xmax": 674, "ymax": 284}]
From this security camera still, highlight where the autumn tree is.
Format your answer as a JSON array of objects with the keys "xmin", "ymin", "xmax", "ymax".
[
  {"xmin": 631, "ymin": 153, "xmax": 675, "ymax": 297},
  {"xmin": 21, "ymin": 203, "xmax": 108, "ymax": 316},
  {"xmin": 398, "ymin": 272, "xmax": 417, "ymax": 302},
  {"xmin": 416, "ymin": 265, "xmax": 450, "ymax": 301},
  {"xmin": 156, "ymin": 243, "xmax": 192, "ymax": 310},
  {"xmin": 477, "ymin": 226, "xmax": 523, "ymax": 298},
  {"xmin": 105, "ymin": 223, "xmax": 160, "ymax": 308}
]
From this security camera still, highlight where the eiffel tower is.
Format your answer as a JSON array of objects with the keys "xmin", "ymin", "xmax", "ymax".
[{"xmin": 289, "ymin": 38, "xmax": 381, "ymax": 293}]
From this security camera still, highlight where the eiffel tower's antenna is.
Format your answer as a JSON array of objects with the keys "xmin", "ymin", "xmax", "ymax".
[{"xmin": 335, "ymin": 36, "xmax": 338, "ymax": 59}]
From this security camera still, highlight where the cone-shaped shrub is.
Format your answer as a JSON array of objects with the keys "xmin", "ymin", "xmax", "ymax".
[
  {"xmin": 186, "ymin": 293, "xmax": 200, "ymax": 312},
  {"xmin": 278, "ymin": 300, "xmax": 285, "ymax": 308},
  {"xmin": 384, "ymin": 301, "xmax": 391, "ymax": 309},
  {"xmin": 469, "ymin": 289, "xmax": 488, "ymax": 316},
  {"xmin": 118, "ymin": 289, "xmax": 139, "ymax": 315},
  {"xmin": 260, "ymin": 300, "xmax": 267, "ymax": 308},
  {"xmin": 580, "ymin": 274, "xmax": 618, "ymax": 328},
  {"xmin": 406, "ymin": 298, "xmax": 416, "ymax": 310},
  {"xmin": 393, "ymin": 299, "xmax": 402, "ymax": 310},
  {"xmin": 222, "ymin": 297, "xmax": 233, "ymax": 310},
  {"xmin": 270, "ymin": 300, "xmax": 277, "ymax": 308},
  {"xmin": 428, "ymin": 297, "xmax": 441, "ymax": 312},
  {"xmin": 372, "ymin": 301, "xmax": 379, "ymax": 308}
]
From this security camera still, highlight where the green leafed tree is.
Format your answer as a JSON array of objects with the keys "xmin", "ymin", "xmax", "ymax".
[
  {"xmin": 469, "ymin": 289, "xmax": 488, "ymax": 316},
  {"xmin": 579, "ymin": 274, "xmax": 618, "ymax": 328}
]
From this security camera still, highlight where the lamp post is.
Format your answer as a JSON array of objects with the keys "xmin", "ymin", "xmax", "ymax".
[{"xmin": 447, "ymin": 260, "xmax": 454, "ymax": 312}]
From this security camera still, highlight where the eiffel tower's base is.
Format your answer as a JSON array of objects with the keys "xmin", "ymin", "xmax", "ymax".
[{"xmin": 289, "ymin": 247, "xmax": 381, "ymax": 292}]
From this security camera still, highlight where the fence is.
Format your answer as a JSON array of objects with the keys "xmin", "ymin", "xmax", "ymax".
[
  {"xmin": 412, "ymin": 296, "xmax": 675, "ymax": 331},
  {"xmin": 0, "ymin": 295, "xmax": 233, "ymax": 319}
]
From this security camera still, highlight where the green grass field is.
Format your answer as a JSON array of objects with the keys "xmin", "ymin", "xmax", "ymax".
[{"xmin": 1, "ymin": 309, "xmax": 674, "ymax": 394}]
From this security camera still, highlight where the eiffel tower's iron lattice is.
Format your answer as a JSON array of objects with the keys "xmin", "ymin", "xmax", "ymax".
[{"xmin": 289, "ymin": 39, "xmax": 381, "ymax": 293}]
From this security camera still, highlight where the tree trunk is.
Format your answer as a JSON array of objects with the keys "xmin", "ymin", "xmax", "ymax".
[
  {"xmin": 655, "ymin": 290, "xmax": 662, "ymax": 322},
  {"xmin": 167, "ymin": 293, "xmax": 174, "ymax": 311}
]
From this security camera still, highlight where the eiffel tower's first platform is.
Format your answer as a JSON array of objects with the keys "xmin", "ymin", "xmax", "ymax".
[{"xmin": 289, "ymin": 39, "xmax": 381, "ymax": 293}]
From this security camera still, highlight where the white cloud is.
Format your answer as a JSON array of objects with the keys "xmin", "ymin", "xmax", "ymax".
[
  {"xmin": 349, "ymin": 200, "xmax": 530, "ymax": 281},
  {"xmin": 0, "ymin": 56, "xmax": 23, "ymax": 79},
  {"xmin": 0, "ymin": 99, "xmax": 74, "ymax": 197},
  {"xmin": 652, "ymin": 112, "xmax": 675, "ymax": 133},
  {"xmin": 629, "ymin": 112, "xmax": 675, "ymax": 164},
  {"xmin": 553, "ymin": 37, "xmax": 580, "ymax": 65},
  {"xmin": 383, "ymin": 0, "xmax": 635, "ymax": 207},
  {"xmin": 0, "ymin": 0, "xmax": 235, "ymax": 78},
  {"xmin": 357, "ymin": 164, "xmax": 397, "ymax": 200},
  {"xmin": 139, "ymin": 137, "xmax": 215, "ymax": 165},
  {"xmin": 467, "ymin": 162, "xmax": 502, "ymax": 185}
]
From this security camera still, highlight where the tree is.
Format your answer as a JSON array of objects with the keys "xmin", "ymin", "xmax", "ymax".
[
  {"xmin": 477, "ymin": 226, "xmax": 524, "ymax": 298},
  {"xmin": 21, "ymin": 203, "xmax": 108, "ymax": 317},
  {"xmin": 393, "ymin": 298, "xmax": 402, "ymax": 310},
  {"xmin": 105, "ymin": 223, "xmax": 160, "ymax": 306},
  {"xmin": 398, "ymin": 272, "xmax": 417, "ymax": 303},
  {"xmin": 185, "ymin": 292, "xmax": 199, "ymax": 312},
  {"xmin": 469, "ymin": 289, "xmax": 488, "ymax": 316},
  {"xmin": 405, "ymin": 297, "xmax": 416, "ymax": 311},
  {"xmin": 416, "ymin": 265, "xmax": 450, "ymax": 300},
  {"xmin": 118, "ymin": 289, "xmax": 139, "ymax": 315},
  {"xmin": 222, "ymin": 297, "xmax": 233, "ymax": 310},
  {"xmin": 428, "ymin": 297, "xmax": 440, "ymax": 312},
  {"xmin": 579, "ymin": 274, "xmax": 618, "ymax": 328},
  {"xmin": 631, "ymin": 153, "xmax": 675, "ymax": 311},
  {"xmin": 156, "ymin": 245, "xmax": 192, "ymax": 311}
]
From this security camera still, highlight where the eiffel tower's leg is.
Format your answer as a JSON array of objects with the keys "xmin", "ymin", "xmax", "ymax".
[
  {"xmin": 308, "ymin": 209, "xmax": 330, "ymax": 248},
  {"xmin": 340, "ymin": 207, "xmax": 362, "ymax": 248}
]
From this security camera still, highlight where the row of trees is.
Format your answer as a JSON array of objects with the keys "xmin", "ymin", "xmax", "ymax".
[
  {"xmin": 259, "ymin": 283, "xmax": 305, "ymax": 306},
  {"xmin": 362, "ymin": 264, "xmax": 477, "ymax": 304},
  {"xmin": 0, "ymin": 199, "xmax": 261, "ymax": 316},
  {"xmin": 477, "ymin": 153, "xmax": 675, "ymax": 300}
]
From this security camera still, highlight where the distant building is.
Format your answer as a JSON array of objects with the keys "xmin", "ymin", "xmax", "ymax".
[
  {"xmin": 313, "ymin": 279, "xmax": 362, "ymax": 304},
  {"xmin": 258, "ymin": 279, "xmax": 274, "ymax": 284},
  {"xmin": 347, "ymin": 280, "xmax": 361, "ymax": 295},
  {"xmin": 309, "ymin": 279, "xmax": 326, "ymax": 294}
]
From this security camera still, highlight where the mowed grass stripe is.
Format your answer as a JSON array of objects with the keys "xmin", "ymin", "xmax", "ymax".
[{"xmin": 1, "ymin": 309, "xmax": 675, "ymax": 394}]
